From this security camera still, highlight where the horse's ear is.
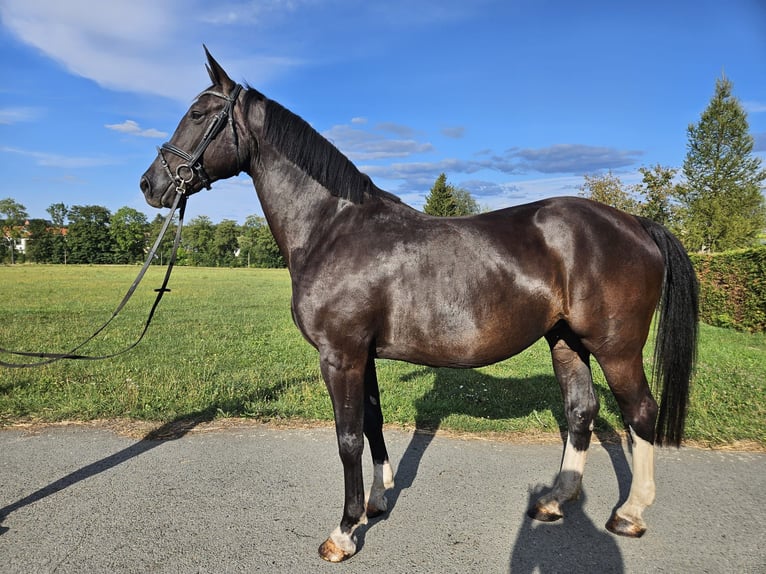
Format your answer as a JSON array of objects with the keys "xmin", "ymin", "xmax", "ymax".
[{"xmin": 203, "ymin": 45, "xmax": 235, "ymax": 91}]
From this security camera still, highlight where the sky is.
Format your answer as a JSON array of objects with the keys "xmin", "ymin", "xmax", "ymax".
[{"xmin": 1, "ymin": 0, "xmax": 765, "ymax": 225}]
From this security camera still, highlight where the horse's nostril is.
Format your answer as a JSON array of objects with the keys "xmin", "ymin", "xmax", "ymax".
[{"xmin": 140, "ymin": 176, "xmax": 151, "ymax": 195}]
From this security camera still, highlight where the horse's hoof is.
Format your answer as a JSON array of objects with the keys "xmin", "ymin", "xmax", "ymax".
[
  {"xmin": 318, "ymin": 529, "xmax": 357, "ymax": 563},
  {"xmin": 319, "ymin": 538, "xmax": 352, "ymax": 562},
  {"xmin": 606, "ymin": 513, "xmax": 647, "ymax": 538},
  {"xmin": 366, "ymin": 495, "xmax": 388, "ymax": 518},
  {"xmin": 528, "ymin": 501, "xmax": 563, "ymax": 522},
  {"xmin": 366, "ymin": 504, "xmax": 387, "ymax": 518}
]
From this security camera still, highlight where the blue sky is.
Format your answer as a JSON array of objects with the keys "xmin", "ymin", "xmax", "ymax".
[{"xmin": 1, "ymin": 0, "xmax": 765, "ymax": 224}]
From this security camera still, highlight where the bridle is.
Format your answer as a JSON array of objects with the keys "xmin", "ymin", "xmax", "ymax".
[{"xmin": 157, "ymin": 83, "xmax": 243, "ymax": 195}]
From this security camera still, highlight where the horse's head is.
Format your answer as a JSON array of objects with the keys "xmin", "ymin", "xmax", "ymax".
[{"xmin": 140, "ymin": 47, "xmax": 245, "ymax": 208}]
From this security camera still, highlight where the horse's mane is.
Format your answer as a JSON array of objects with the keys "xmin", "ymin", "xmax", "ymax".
[{"xmin": 243, "ymin": 88, "xmax": 399, "ymax": 204}]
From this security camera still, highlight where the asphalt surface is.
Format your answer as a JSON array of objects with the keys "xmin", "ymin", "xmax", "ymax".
[{"xmin": 0, "ymin": 422, "xmax": 763, "ymax": 574}]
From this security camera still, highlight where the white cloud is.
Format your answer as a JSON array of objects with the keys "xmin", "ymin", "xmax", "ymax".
[
  {"xmin": 0, "ymin": 0, "xmax": 301, "ymax": 101},
  {"xmin": 105, "ymin": 120, "xmax": 168, "ymax": 138},
  {"xmin": 509, "ymin": 144, "xmax": 643, "ymax": 174},
  {"xmin": 376, "ymin": 122, "xmax": 416, "ymax": 138},
  {"xmin": 743, "ymin": 101, "xmax": 766, "ymax": 114},
  {"xmin": 441, "ymin": 126, "xmax": 465, "ymax": 139},
  {"xmin": 1, "ymin": 145, "xmax": 117, "ymax": 168},
  {"xmin": 323, "ymin": 123, "xmax": 434, "ymax": 161},
  {"xmin": 0, "ymin": 106, "xmax": 42, "ymax": 124}
]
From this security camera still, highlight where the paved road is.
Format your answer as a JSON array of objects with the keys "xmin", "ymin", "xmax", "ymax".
[{"xmin": 0, "ymin": 422, "xmax": 763, "ymax": 573}]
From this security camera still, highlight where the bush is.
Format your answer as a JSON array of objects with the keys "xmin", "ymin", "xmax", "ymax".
[{"xmin": 691, "ymin": 246, "xmax": 766, "ymax": 332}]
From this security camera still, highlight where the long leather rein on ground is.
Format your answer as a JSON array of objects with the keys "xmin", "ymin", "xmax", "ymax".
[
  {"xmin": 0, "ymin": 83, "xmax": 243, "ymax": 369},
  {"xmin": 0, "ymin": 191, "xmax": 187, "ymax": 368}
]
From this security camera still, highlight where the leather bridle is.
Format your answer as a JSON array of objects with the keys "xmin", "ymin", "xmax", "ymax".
[{"xmin": 157, "ymin": 83, "xmax": 243, "ymax": 195}]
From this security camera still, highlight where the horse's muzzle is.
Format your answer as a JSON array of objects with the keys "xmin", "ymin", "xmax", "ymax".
[
  {"xmin": 140, "ymin": 176, "xmax": 160, "ymax": 208},
  {"xmin": 140, "ymin": 175, "xmax": 175, "ymax": 208}
]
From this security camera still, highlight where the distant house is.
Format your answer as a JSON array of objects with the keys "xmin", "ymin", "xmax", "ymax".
[{"xmin": 4, "ymin": 220, "xmax": 67, "ymax": 254}]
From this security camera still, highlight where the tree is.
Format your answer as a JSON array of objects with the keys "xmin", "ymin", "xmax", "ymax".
[
  {"xmin": 424, "ymin": 173, "xmax": 457, "ymax": 216},
  {"xmin": 0, "ymin": 197, "xmax": 29, "ymax": 264},
  {"xmin": 579, "ymin": 172, "xmax": 639, "ymax": 214},
  {"xmin": 252, "ymin": 221, "xmax": 285, "ymax": 267},
  {"xmin": 634, "ymin": 165, "xmax": 681, "ymax": 228},
  {"xmin": 213, "ymin": 219, "xmax": 240, "ymax": 267},
  {"xmin": 452, "ymin": 187, "xmax": 480, "ymax": 216},
  {"xmin": 24, "ymin": 218, "xmax": 56, "ymax": 263},
  {"xmin": 239, "ymin": 215, "xmax": 284, "ymax": 268},
  {"xmin": 111, "ymin": 207, "xmax": 149, "ymax": 264},
  {"xmin": 423, "ymin": 173, "xmax": 479, "ymax": 216},
  {"xmin": 147, "ymin": 213, "xmax": 178, "ymax": 265},
  {"xmin": 182, "ymin": 215, "xmax": 216, "ymax": 266},
  {"xmin": 679, "ymin": 75, "xmax": 766, "ymax": 252},
  {"xmin": 67, "ymin": 205, "xmax": 114, "ymax": 264},
  {"xmin": 46, "ymin": 203, "xmax": 69, "ymax": 264}
]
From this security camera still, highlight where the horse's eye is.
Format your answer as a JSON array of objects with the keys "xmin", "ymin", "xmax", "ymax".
[{"xmin": 189, "ymin": 110, "xmax": 204, "ymax": 121}]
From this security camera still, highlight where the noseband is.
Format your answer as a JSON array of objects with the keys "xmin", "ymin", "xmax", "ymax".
[{"xmin": 158, "ymin": 83, "xmax": 243, "ymax": 195}]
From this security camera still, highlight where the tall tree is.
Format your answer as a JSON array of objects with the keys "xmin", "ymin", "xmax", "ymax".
[
  {"xmin": 67, "ymin": 205, "xmax": 114, "ymax": 264},
  {"xmin": 679, "ymin": 75, "xmax": 766, "ymax": 252},
  {"xmin": 579, "ymin": 172, "xmax": 639, "ymax": 214},
  {"xmin": 0, "ymin": 197, "xmax": 28, "ymax": 264},
  {"xmin": 423, "ymin": 173, "xmax": 479, "ymax": 216},
  {"xmin": 111, "ymin": 207, "xmax": 149, "ymax": 264},
  {"xmin": 424, "ymin": 173, "xmax": 457, "ymax": 216}
]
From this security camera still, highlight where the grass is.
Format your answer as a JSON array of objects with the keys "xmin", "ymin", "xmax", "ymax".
[{"xmin": 1, "ymin": 265, "xmax": 764, "ymax": 448}]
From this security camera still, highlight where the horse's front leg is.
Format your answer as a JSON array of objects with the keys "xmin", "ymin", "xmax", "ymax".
[{"xmin": 318, "ymin": 348, "xmax": 368, "ymax": 563}]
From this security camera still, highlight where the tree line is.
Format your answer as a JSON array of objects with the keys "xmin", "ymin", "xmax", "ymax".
[
  {"xmin": 2, "ymin": 76, "xmax": 763, "ymax": 264},
  {"xmin": 0, "ymin": 200, "xmax": 285, "ymax": 268}
]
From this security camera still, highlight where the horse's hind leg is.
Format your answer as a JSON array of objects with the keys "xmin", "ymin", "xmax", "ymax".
[
  {"xmin": 363, "ymin": 354, "xmax": 395, "ymax": 517},
  {"xmin": 598, "ymin": 352, "xmax": 658, "ymax": 537},
  {"xmin": 530, "ymin": 324, "xmax": 599, "ymax": 521}
]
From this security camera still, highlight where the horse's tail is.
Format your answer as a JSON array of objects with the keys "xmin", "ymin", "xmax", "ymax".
[{"xmin": 637, "ymin": 217, "xmax": 699, "ymax": 447}]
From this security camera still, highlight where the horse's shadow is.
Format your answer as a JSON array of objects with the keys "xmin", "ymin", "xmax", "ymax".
[
  {"xmin": 0, "ymin": 410, "xmax": 215, "ymax": 535},
  {"xmin": 360, "ymin": 366, "xmax": 632, "ymax": 567},
  {"xmin": 0, "ymin": 377, "xmax": 295, "ymax": 535},
  {"xmin": 509, "ymin": 484, "xmax": 625, "ymax": 573}
]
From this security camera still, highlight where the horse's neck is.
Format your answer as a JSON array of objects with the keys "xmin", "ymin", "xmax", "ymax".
[{"xmin": 249, "ymin": 150, "xmax": 350, "ymax": 270}]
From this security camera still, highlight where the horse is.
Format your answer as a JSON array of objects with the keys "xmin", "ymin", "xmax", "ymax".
[{"xmin": 140, "ymin": 48, "xmax": 698, "ymax": 563}]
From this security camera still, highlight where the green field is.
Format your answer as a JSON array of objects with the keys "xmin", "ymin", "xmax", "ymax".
[{"xmin": 1, "ymin": 265, "xmax": 764, "ymax": 447}]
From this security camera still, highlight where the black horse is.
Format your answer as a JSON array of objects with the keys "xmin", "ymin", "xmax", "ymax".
[{"xmin": 140, "ymin": 49, "xmax": 698, "ymax": 562}]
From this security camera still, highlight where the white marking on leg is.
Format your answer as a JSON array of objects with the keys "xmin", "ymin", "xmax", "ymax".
[
  {"xmin": 367, "ymin": 460, "xmax": 395, "ymax": 514},
  {"xmin": 328, "ymin": 525, "xmax": 358, "ymax": 556},
  {"xmin": 533, "ymin": 433, "xmax": 587, "ymax": 519},
  {"xmin": 561, "ymin": 433, "xmax": 588, "ymax": 478},
  {"xmin": 382, "ymin": 459, "xmax": 395, "ymax": 488},
  {"xmin": 616, "ymin": 426, "xmax": 656, "ymax": 527},
  {"xmin": 555, "ymin": 433, "xmax": 587, "ymax": 499}
]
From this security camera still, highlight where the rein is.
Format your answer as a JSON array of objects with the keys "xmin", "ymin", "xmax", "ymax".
[
  {"xmin": 0, "ymin": 191, "xmax": 186, "ymax": 368},
  {"xmin": 0, "ymin": 83, "xmax": 243, "ymax": 369}
]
